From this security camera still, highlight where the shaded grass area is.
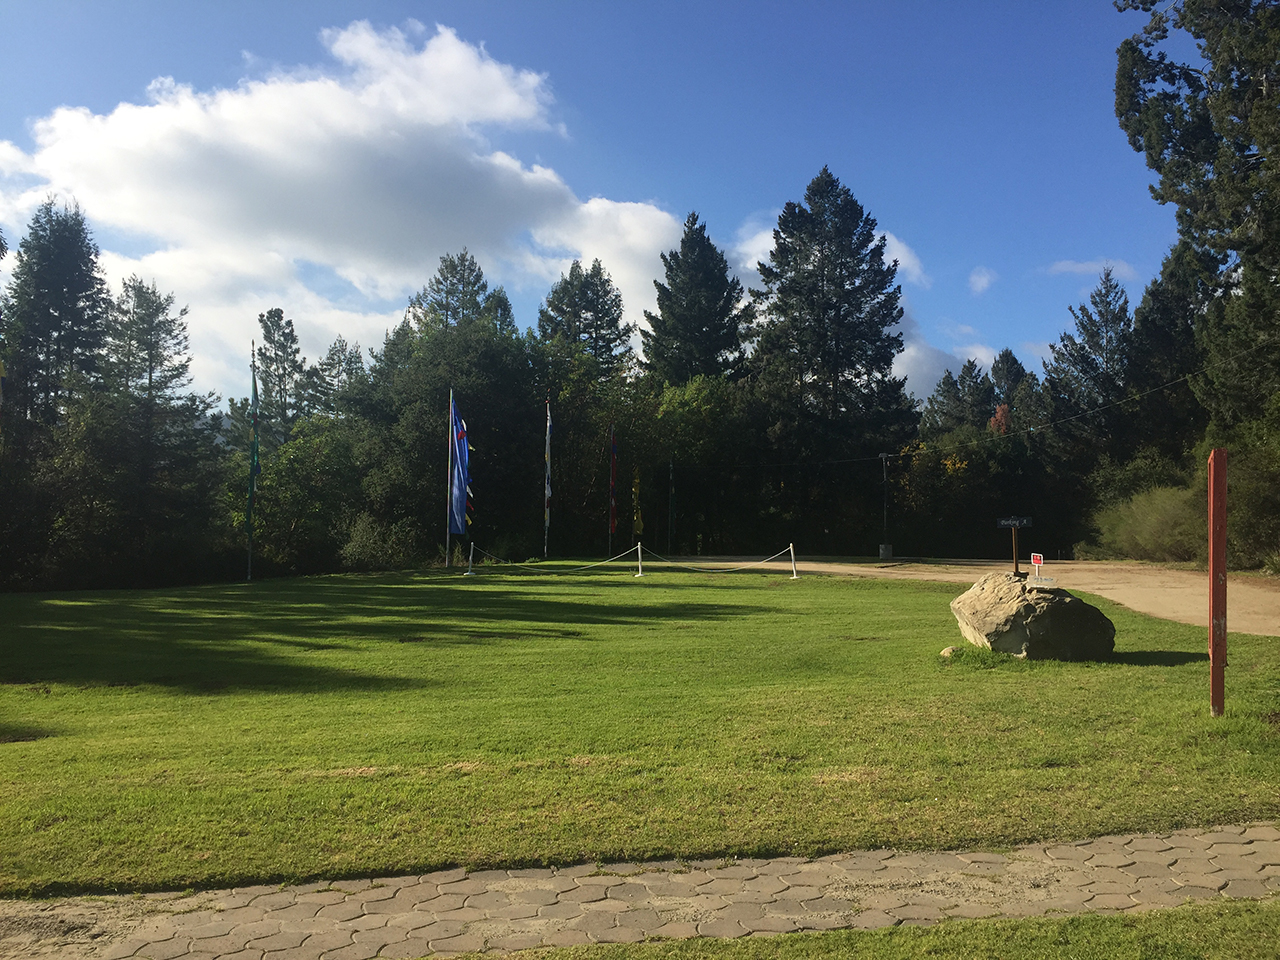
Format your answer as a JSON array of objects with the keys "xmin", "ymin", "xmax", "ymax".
[
  {"xmin": 1, "ymin": 568, "xmax": 1278, "ymax": 895},
  {"xmin": 482, "ymin": 899, "xmax": 1280, "ymax": 960}
]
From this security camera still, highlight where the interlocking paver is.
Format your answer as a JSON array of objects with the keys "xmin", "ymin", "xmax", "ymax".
[
  {"xmin": 537, "ymin": 901, "xmax": 585, "ymax": 920},
  {"xmin": 613, "ymin": 906, "xmax": 662, "ymax": 931},
  {"xmin": 850, "ymin": 910, "xmax": 899, "ymax": 929},
  {"xmin": 13, "ymin": 822, "xmax": 1280, "ymax": 958},
  {"xmin": 696, "ymin": 918, "xmax": 747, "ymax": 938},
  {"xmin": 606, "ymin": 882, "xmax": 652, "ymax": 901},
  {"xmin": 1222, "ymin": 878, "xmax": 1272, "ymax": 898},
  {"xmin": 248, "ymin": 930, "xmax": 312, "ymax": 952},
  {"xmin": 743, "ymin": 914, "xmax": 798, "ymax": 933},
  {"xmin": 715, "ymin": 901, "xmax": 764, "ymax": 922},
  {"xmin": 131, "ymin": 937, "xmax": 192, "ymax": 960},
  {"xmin": 316, "ymin": 902, "xmax": 364, "ymax": 923},
  {"xmin": 1127, "ymin": 837, "xmax": 1173, "ymax": 852}
]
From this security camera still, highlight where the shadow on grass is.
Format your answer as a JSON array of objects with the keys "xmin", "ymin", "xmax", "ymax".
[
  {"xmin": 1111, "ymin": 650, "xmax": 1209, "ymax": 667},
  {"xmin": 0, "ymin": 722, "xmax": 56, "ymax": 743},
  {"xmin": 0, "ymin": 572, "xmax": 767, "ymax": 692}
]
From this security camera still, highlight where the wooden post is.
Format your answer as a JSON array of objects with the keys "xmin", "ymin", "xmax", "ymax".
[
  {"xmin": 1012, "ymin": 525, "xmax": 1020, "ymax": 576},
  {"xmin": 1208, "ymin": 448, "xmax": 1227, "ymax": 717}
]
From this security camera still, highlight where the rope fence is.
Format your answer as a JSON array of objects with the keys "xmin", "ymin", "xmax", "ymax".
[{"xmin": 461, "ymin": 542, "xmax": 801, "ymax": 579}]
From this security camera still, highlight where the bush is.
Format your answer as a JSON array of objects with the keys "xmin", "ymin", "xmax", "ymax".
[
  {"xmin": 1089, "ymin": 485, "xmax": 1203, "ymax": 562},
  {"xmin": 340, "ymin": 514, "xmax": 421, "ymax": 571}
]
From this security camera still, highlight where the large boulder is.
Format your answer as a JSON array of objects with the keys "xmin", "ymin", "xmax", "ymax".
[{"xmin": 949, "ymin": 572, "xmax": 1115, "ymax": 661}]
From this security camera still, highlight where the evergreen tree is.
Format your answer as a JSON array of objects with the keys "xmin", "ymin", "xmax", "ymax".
[
  {"xmin": 752, "ymin": 167, "xmax": 906, "ymax": 420},
  {"xmin": 920, "ymin": 359, "xmax": 995, "ymax": 438},
  {"xmin": 1126, "ymin": 242, "xmax": 1210, "ymax": 456},
  {"xmin": 1116, "ymin": 0, "xmax": 1280, "ymax": 424},
  {"xmin": 298, "ymin": 335, "xmax": 366, "ymax": 417},
  {"xmin": 538, "ymin": 259, "xmax": 633, "ymax": 377},
  {"xmin": 255, "ymin": 307, "xmax": 304, "ymax": 446},
  {"xmin": 1, "ymin": 199, "xmax": 109, "ymax": 422},
  {"xmin": 919, "ymin": 370, "xmax": 963, "ymax": 438},
  {"xmin": 990, "ymin": 348, "xmax": 1027, "ymax": 407},
  {"xmin": 1042, "ymin": 267, "xmax": 1133, "ymax": 457},
  {"xmin": 642, "ymin": 212, "xmax": 752, "ymax": 384},
  {"xmin": 107, "ymin": 276, "xmax": 191, "ymax": 400},
  {"xmin": 405, "ymin": 249, "xmax": 489, "ymax": 330}
]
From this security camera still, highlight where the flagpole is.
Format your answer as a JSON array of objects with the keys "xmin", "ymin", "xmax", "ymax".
[
  {"xmin": 544, "ymin": 395, "xmax": 552, "ymax": 559},
  {"xmin": 608, "ymin": 424, "xmax": 614, "ymax": 558},
  {"xmin": 246, "ymin": 343, "xmax": 258, "ymax": 582},
  {"xmin": 446, "ymin": 389, "xmax": 453, "ymax": 568}
]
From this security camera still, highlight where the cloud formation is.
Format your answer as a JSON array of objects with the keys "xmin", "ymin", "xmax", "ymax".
[
  {"xmin": 968, "ymin": 265, "xmax": 996, "ymax": 294},
  {"xmin": 881, "ymin": 233, "xmax": 930, "ymax": 288},
  {"xmin": 891, "ymin": 308, "xmax": 955, "ymax": 401},
  {"xmin": 0, "ymin": 22, "xmax": 681, "ymax": 394},
  {"xmin": 1048, "ymin": 258, "xmax": 1137, "ymax": 281}
]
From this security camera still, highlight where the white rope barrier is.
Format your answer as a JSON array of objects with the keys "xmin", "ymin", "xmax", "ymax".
[
  {"xmin": 462, "ymin": 542, "xmax": 800, "ymax": 579},
  {"xmin": 637, "ymin": 544, "xmax": 797, "ymax": 575},
  {"xmin": 469, "ymin": 543, "xmax": 643, "ymax": 576}
]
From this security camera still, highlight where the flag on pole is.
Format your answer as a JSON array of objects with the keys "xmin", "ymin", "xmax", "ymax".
[
  {"xmin": 543, "ymin": 400, "xmax": 552, "ymax": 556},
  {"xmin": 249, "ymin": 364, "xmax": 261, "ymax": 481},
  {"xmin": 448, "ymin": 394, "xmax": 471, "ymax": 536},
  {"xmin": 609, "ymin": 426, "xmax": 618, "ymax": 535}
]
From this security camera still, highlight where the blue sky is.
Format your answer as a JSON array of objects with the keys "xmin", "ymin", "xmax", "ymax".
[{"xmin": 0, "ymin": 1, "xmax": 1181, "ymax": 400}]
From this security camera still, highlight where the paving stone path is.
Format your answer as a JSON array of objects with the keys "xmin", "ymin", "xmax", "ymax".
[{"xmin": 4, "ymin": 823, "xmax": 1278, "ymax": 960}]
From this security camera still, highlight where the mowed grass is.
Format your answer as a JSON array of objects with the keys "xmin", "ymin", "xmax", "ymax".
[{"xmin": 0, "ymin": 568, "xmax": 1277, "ymax": 896}]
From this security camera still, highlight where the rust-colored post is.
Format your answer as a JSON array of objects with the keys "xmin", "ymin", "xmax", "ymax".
[{"xmin": 1208, "ymin": 448, "xmax": 1227, "ymax": 717}]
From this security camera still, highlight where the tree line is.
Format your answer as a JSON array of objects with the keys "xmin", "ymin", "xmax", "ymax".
[{"xmin": 1, "ymin": 2, "xmax": 1276, "ymax": 587}]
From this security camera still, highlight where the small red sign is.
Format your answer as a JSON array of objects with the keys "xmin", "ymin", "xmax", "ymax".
[{"xmin": 1031, "ymin": 553, "xmax": 1044, "ymax": 565}]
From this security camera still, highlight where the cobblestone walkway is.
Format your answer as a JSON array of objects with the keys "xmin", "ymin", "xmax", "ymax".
[{"xmin": 3, "ymin": 823, "xmax": 1278, "ymax": 960}]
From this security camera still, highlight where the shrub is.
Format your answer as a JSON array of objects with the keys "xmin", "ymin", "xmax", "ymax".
[{"xmin": 1090, "ymin": 485, "xmax": 1203, "ymax": 562}]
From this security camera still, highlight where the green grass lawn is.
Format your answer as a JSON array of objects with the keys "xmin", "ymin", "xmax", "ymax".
[{"xmin": 0, "ymin": 567, "xmax": 1277, "ymax": 896}]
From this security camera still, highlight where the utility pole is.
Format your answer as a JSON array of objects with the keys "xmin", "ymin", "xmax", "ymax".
[{"xmin": 879, "ymin": 453, "xmax": 891, "ymax": 560}]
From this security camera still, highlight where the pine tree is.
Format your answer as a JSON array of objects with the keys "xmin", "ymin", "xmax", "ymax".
[
  {"xmin": 1043, "ymin": 267, "xmax": 1133, "ymax": 459},
  {"xmin": 990, "ymin": 348, "xmax": 1027, "ymax": 407},
  {"xmin": 1115, "ymin": 0, "xmax": 1280, "ymax": 424},
  {"xmin": 255, "ymin": 307, "xmax": 305, "ymax": 445},
  {"xmin": 538, "ymin": 259, "xmax": 633, "ymax": 377},
  {"xmin": 1, "ymin": 199, "xmax": 109, "ymax": 422},
  {"xmin": 920, "ymin": 359, "xmax": 995, "ymax": 438},
  {"xmin": 752, "ymin": 167, "xmax": 905, "ymax": 420},
  {"xmin": 642, "ymin": 212, "xmax": 752, "ymax": 384},
  {"xmin": 406, "ymin": 249, "xmax": 489, "ymax": 330}
]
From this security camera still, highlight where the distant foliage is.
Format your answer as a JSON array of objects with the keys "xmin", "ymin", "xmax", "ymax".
[{"xmin": 1087, "ymin": 486, "xmax": 1203, "ymax": 563}]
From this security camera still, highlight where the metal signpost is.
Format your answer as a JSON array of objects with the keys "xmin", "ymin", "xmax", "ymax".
[
  {"xmin": 996, "ymin": 516, "xmax": 1032, "ymax": 575},
  {"xmin": 1208, "ymin": 448, "xmax": 1227, "ymax": 717},
  {"xmin": 1031, "ymin": 552, "xmax": 1044, "ymax": 579}
]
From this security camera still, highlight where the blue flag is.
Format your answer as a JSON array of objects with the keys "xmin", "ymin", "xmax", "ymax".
[{"xmin": 448, "ymin": 395, "xmax": 471, "ymax": 536}]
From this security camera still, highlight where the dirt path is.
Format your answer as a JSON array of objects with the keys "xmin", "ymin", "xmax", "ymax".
[{"xmin": 684, "ymin": 557, "xmax": 1279, "ymax": 638}]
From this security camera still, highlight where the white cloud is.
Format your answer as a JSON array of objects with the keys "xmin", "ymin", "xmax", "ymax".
[
  {"xmin": 891, "ymin": 308, "xmax": 955, "ymax": 401},
  {"xmin": 1020, "ymin": 340, "xmax": 1055, "ymax": 370},
  {"xmin": 951, "ymin": 343, "xmax": 996, "ymax": 369},
  {"xmin": 729, "ymin": 216, "xmax": 778, "ymax": 296},
  {"xmin": 968, "ymin": 265, "xmax": 996, "ymax": 294},
  {"xmin": 881, "ymin": 232, "xmax": 930, "ymax": 288},
  {"xmin": 0, "ymin": 21, "xmax": 680, "ymax": 396},
  {"xmin": 1047, "ymin": 258, "xmax": 1138, "ymax": 281}
]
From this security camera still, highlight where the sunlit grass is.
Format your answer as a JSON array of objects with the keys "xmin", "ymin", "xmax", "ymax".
[{"xmin": 1, "ymin": 567, "xmax": 1277, "ymax": 895}]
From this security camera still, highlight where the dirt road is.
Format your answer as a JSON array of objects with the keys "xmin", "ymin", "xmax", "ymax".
[{"xmin": 683, "ymin": 557, "xmax": 1280, "ymax": 637}]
